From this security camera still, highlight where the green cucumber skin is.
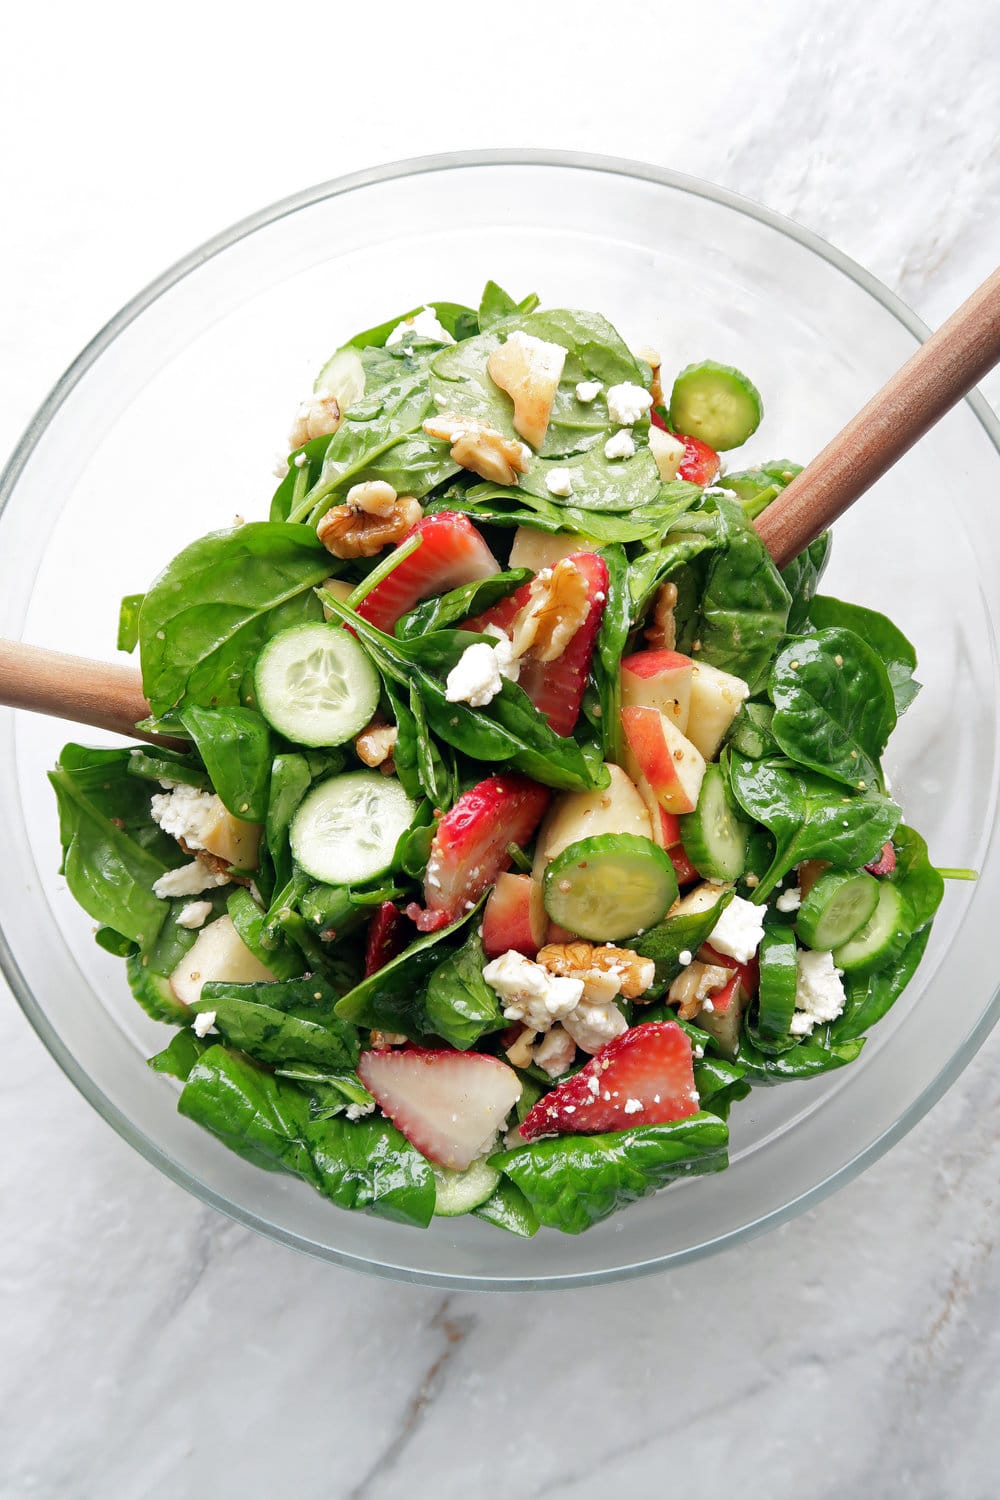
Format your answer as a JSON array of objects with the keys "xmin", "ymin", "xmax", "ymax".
[
  {"xmin": 756, "ymin": 929, "xmax": 798, "ymax": 1039},
  {"xmin": 680, "ymin": 764, "xmax": 748, "ymax": 882},
  {"xmin": 668, "ymin": 361, "xmax": 763, "ymax": 451},
  {"xmin": 833, "ymin": 883, "xmax": 910, "ymax": 975},
  {"xmin": 433, "ymin": 1160, "xmax": 501, "ymax": 1217},
  {"xmin": 255, "ymin": 624, "xmax": 379, "ymax": 748},
  {"xmin": 796, "ymin": 869, "xmax": 879, "ymax": 951},
  {"xmin": 542, "ymin": 833, "xmax": 678, "ymax": 943}
]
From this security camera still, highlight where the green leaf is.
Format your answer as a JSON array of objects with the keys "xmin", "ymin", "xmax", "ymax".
[
  {"xmin": 424, "ymin": 929, "xmax": 505, "ymax": 1050},
  {"xmin": 265, "ymin": 753, "xmax": 314, "ymax": 891},
  {"xmin": 692, "ymin": 496, "xmax": 791, "ymax": 692},
  {"xmin": 628, "ymin": 893, "xmax": 734, "ymax": 991},
  {"xmin": 889, "ymin": 825, "xmax": 945, "ymax": 929},
  {"xmin": 692, "ymin": 1056, "xmax": 752, "ymax": 1120},
  {"xmin": 179, "ymin": 704, "xmax": 273, "ymax": 822},
  {"xmin": 736, "ymin": 1029, "xmax": 865, "ymax": 1083},
  {"xmin": 781, "ymin": 532, "xmax": 832, "ymax": 633},
  {"xmin": 126, "ymin": 746, "xmax": 211, "ymax": 792},
  {"xmin": 769, "ymin": 628, "xmax": 896, "ymax": 792},
  {"xmin": 395, "ymin": 569, "xmax": 530, "ymax": 639},
  {"xmin": 518, "ymin": 442, "xmax": 661, "ymax": 514},
  {"xmin": 117, "ymin": 593, "xmax": 144, "ymax": 653},
  {"xmin": 491, "ymin": 1115, "xmax": 730, "ymax": 1234},
  {"xmin": 478, "ymin": 280, "xmax": 539, "ymax": 332},
  {"xmin": 335, "ymin": 904, "xmax": 483, "ymax": 1038},
  {"xmin": 809, "ymin": 594, "xmax": 920, "ymax": 714},
  {"xmin": 345, "ymin": 300, "xmax": 478, "ymax": 349},
  {"xmin": 473, "ymin": 1179, "xmax": 540, "ymax": 1237},
  {"xmin": 832, "ymin": 926, "xmax": 932, "ymax": 1042},
  {"xmin": 227, "ymin": 887, "xmax": 307, "ymax": 979},
  {"xmin": 272, "ymin": 1062, "xmax": 374, "ymax": 1121},
  {"xmin": 194, "ymin": 982, "xmax": 360, "ymax": 1070},
  {"xmin": 147, "ymin": 1029, "xmax": 209, "ymax": 1080},
  {"xmin": 138, "ymin": 523, "xmax": 331, "ymax": 715},
  {"xmin": 592, "ymin": 544, "xmax": 630, "ymax": 762}
]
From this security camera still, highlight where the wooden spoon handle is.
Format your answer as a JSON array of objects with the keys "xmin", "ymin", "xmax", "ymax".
[
  {"xmin": 755, "ymin": 265, "xmax": 1000, "ymax": 567},
  {"xmin": 0, "ymin": 639, "xmax": 182, "ymax": 749}
]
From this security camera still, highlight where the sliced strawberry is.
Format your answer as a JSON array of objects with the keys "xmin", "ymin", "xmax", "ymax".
[
  {"xmin": 356, "ymin": 512, "xmax": 500, "ymax": 634},
  {"xmin": 650, "ymin": 404, "xmax": 669, "ymax": 431},
  {"xmin": 866, "ymin": 841, "xmax": 897, "ymax": 876},
  {"xmin": 670, "ymin": 844, "xmax": 701, "ymax": 886},
  {"xmin": 423, "ymin": 774, "xmax": 551, "ymax": 924},
  {"xmin": 364, "ymin": 901, "xmax": 409, "ymax": 977},
  {"xmin": 464, "ymin": 551, "xmax": 609, "ymax": 735},
  {"xmin": 358, "ymin": 1047, "xmax": 522, "ymax": 1170},
  {"xmin": 705, "ymin": 972, "xmax": 741, "ymax": 1015},
  {"xmin": 519, "ymin": 1021, "xmax": 698, "ymax": 1140},
  {"xmin": 699, "ymin": 941, "xmax": 759, "ymax": 998},
  {"xmin": 676, "ymin": 433, "xmax": 720, "ymax": 486},
  {"xmin": 482, "ymin": 872, "xmax": 545, "ymax": 958}
]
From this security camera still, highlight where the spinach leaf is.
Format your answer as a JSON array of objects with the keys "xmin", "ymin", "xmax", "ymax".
[
  {"xmin": 808, "ymin": 594, "xmax": 921, "ymax": 713},
  {"xmin": 726, "ymin": 701, "xmax": 778, "ymax": 760},
  {"xmin": 345, "ymin": 300, "xmax": 478, "ymax": 349},
  {"xmin": 727, "ymin": 753, "xmax": 901, "ymax": 902},
  {"xmin": 138, "ymin": 523, "xmax": 331, "ymax": 716},
  {"xmin": 424, "ymin": 929, "xmax": 505, "ymax": 1050},
  {"xmin": 266, "ymin": 753, "xmax": 313, "ymax": 890},
  {"xmin": 335, "ymin": 904, "xmax": 483, "ymax": 1037},
  {"xmin": 179, "ymin": 1046, "xmax": 435, "ymax": 1226},
  {"xmin": 627, "ymin": 530, "xmax": 715, "ymax": 622},
  {"xmin": 890, "ymin": 825, "xmax": 945, "ymax": 929},
  {"xmin": 126, "ymin": 746, "xmax": 211, "ymax": 792},
  {"xmin": 690, "ymin": 496, "xmax": 791, "ymax": 692},
  {"xmin": 592, "ymin": 544, "xmax": 630, "ymax": 762},
  {"xmin": 781, "ymin": 531, "xmax": 832, "ymax": 634},
  {"xmin": 629, "ymin": 893, "xmax": 734, "ymax": 991},
  {"xmin": 228, "ymin": 887, "xmax": 307, "ymax": 979},
  {"xmin": 832, "ymin": 926, "xmax": 932, "ymax": 1042},
  {"xmin": 272, "ymin": 1063, "xmax": 374, "ymax": 1121},
  {"xmin": 737, "ymin": 1029, "xmax": 865, "ymax": 1082},
  {"xmin": 518, "ymin": 442, "xmax": 661, "ymax": 514},
  {"xmin": 408, "ymin": 681, "xmax": 458, "ymax": 810},
  {"xmin": 427, "ymin": 481, "xmax": 686, "ymax": 545},
  {"xmin": 769, "ymin": 628, "xmax": 896, "ymax": 792},
  {"xmin": 692, "ymin": 1056, "xmax": 752, "ymax": 1121},
  {"xmin": 395, "ymin": 569, "xmax": 530, "ymax": 639},
  {"xmin": 382, "ymin": 682, "xmax": 423, "ymax": 803},
  {"xmin": 478, "ymin": 280, "xmax": 539, "ymax": 332},
  {"xmin": 179, "ymin": 704, "xmax": 272, "ymax": 822},
  {"xmin": 473, "ymin": 1180, "xmax": 540, "ymax": 1237},
  {"xmin": 147, "ymin": 1029, "xmax": 209, "ymax": 1080},
  {"xmin": 491, "ymin": 1114, "xmax": 730, "ymax": 1234},
  {"xmin": 195, "ymin": 981, "xmax": 360, "ymax": 1070},
  {"xmin": 117, "ymin": 593, "xmax": 144, "ymax": 653}
]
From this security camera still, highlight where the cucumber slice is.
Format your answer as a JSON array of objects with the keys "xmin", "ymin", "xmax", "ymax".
[
  {"xmin": 290, "ymin": 771, "xmax": 417, "ymax": 886},
  {"xmin": 433, "ymin": 1158, "xmax": 501, "ymax": 1217},
  {"xmin": 832, "ymin": 882, "xmax": 910, "ymax": 974},
  {"xmin": 668, "ymin": 361, "xmax": 763, "ymax": 451},
  {"xmin": 543, "ymin": 833, "xmax": 678, "ymax": 942},
  {"xmin": 757, "ymin": 929, "xmax": 798, "ymax": 1039},
  {"xmin": 313, "ymin": 344, "xmax": 366, "ymax": 406},
  {"xmin": 126, "ymin": 952, "xmax": 189, "ymax": 1023},
  {"xmin": 679, "ymin": 764, "xmax": 749, "ymax": 881},
  {"xmin": 255, "ymin": 624, "xmax": 379, "ymax": 748},
  {"xmin": 796, "ymin": 869, "xmax": 879, "ymax": 951}
]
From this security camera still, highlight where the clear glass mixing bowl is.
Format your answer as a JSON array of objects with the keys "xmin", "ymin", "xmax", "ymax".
[{"xmin": 1, "ymin": 151, "xmax": 998, "ymax": 1289}]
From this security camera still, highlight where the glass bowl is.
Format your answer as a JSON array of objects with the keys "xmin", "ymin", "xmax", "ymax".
[{"xmin": 2, "ymin": 151, "xmax": 998, "ymax": 1290}]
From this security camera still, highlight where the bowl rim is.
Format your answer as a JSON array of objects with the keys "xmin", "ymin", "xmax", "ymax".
[{"xmin": 3, "ymin": 147, "xmax": 999, "ymax": 1290}]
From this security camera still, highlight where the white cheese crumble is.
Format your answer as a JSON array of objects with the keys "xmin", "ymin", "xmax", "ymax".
[
  {"xmin": 708, "ymin": 894, "xmax": 767, "ymax": 964},
  {"xmin": 562, "ymin": 1000, "xmax": 628, "ymax": 1055},
  {"xmin": 345, "ymin": 1099, "xmax": 376, "ymax": 1121},
  {"xmin": 533, "ymin": 1025, "xmax": 576, "ymax": 1078},
  {"xmin": 678, "ymin": 949, "xmax": 693, "ymax": 967},
  {"xmin": 791, "ymin": 949, "xmax": 847, "ymax": 1035},
  {"xmin": 623, "ymin": 1098, "xmax": 643, "ymax": 1115},
  {"xmin": 444, "ymin": 642, "xmax": 505, "ymax": 708},
  {"xmin": 606, "ymin": 382, "xmax": 654, "ymax": 426},
  {"xmin": 483, "ymin": 951, "xmax": 583, "ymax": 1032},
  {"xmin": 152, "ymin": 862, "xmax": 230, "ymax": 899},
  {"xmin": 150, "ymin": 786, "xmax": 226, "ymax": 853},
  {"xmin": 385, "ymin": 306, "xmax": 455, "ymax": 347},
  {"xmin": 776, "ymin": 886, "xmax": 802, "ymax": 913},
  {"xmin": 482, "ymin": 624, "xmax": 521, "ymax": 685},
  {"xmin": 575, "ymin": 379, "xmax": 603, "ymax": 403},
  {"xmin": 604, "ymin": 429, "xmax": 636, "ymax": 461},
  {"xmin": 545, "ymin": 467, "xmax": 575, "ymax": 497},
  {"xmin": 193, "ymin": 1010, "xmax": 218, "ymax": 1038},
  {"xmin": 177, "ymin": 900, "xmax": 213, "ymax": 930}
]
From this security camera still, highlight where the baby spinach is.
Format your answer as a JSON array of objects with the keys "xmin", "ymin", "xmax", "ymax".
[
  {"xmin": 126, "ymin": 746, "xmax": 210, "ymax": 792},
  {"xmin": 473, "ymin": 1180, "xmax": 540, "ymax": 1237},
  {"xmin": 424, "ymin": 928, "xmax": 505, "ymax": 1050},
  {"xmin": 345, "ymin": 300, "xmax": 477, "ymax": 350},
  {"xmin": 335, "ymin": 904, "xmax": 484, "ymax": 1037},
  {"xmin": 491, "ymin": 1114, "xmax": 730, "ymax": 1234},
  {"xmin": 228, "ymin": 887, "xmax": 307, "ymax": 979},
  {"xmin": 692, "ymin": 1056, "xmax": 752, "ymax": 1121},
  {"xmin": 195, "ymin": 978, "xmax": 360, "ymax": 1070},
  {"xmin": 519, "ymin": 443, "xmax": 661, "ymax": 514},
  {"xmin": 272, "ymin": 1062, "xmax": 374, "ymax": 1121},
  {"xmin": 781, "ymin": 531, "xmax": 832, "ymax": 633},
  {"xmin": 179, "ymin": 705, "xmax": 272, "ymax": 822},
  {"xmin": 478, "ymin": 280, "xmax": 539, "ymax": 332},
  {"xmin": 808, "ymin": 594, "xmax": 920, "ymax": 713},
  {"xmin": 628, "ymin": 893, "xmax": 734, "ymax": 990},
  {"xmin": 265, "ymin": 753, "xmax": 313, "ymax": 891},
  {"xmin": 737, "ymin": 1029, "xmax": 865, "ymax": 1082},
  {"xmin": 394, "ymin": 568, "xmax": 530, "ymax": 639},
  {"xmin": 889, "ymin": 825, "xmax": 945, "ymax": 929},
  {"xmin": 139, "ymin": 523, "xmax": 331, "ymax": 716},
  {"xmin": 117, "ymin": 593, "xmax": 144, "ymax": 653},
  {"xmin": 592, "ymin": 544, "xmax": 630, "ymax": 763},
  {"xmin": 831, "ymin": 926, "xmax": 932, "ymax": 1042},
  {"xmin": 147, "ymin": 1029, "xmax": 208, "ymax": 1081},
  {"xmin": 727, "ymin": 753, "xmax": 900, "ymax": 902},
  {"xmin": 690, "ymin": 496, "xmax": 791, "ymax": 692},
  {"xmin": 769, "ymin": 628, "xmax": 896, "ymax": 792}
]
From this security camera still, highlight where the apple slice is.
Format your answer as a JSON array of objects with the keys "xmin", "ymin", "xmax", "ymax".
[
  {"xmin": 637, "ymin": 774, "xmax": 682, "ymax": 849},
  {"xmin": 358, "ymin": 1048, "xmax": 522, "ymax": 1171},
  {"xmin": 170, "ymin": 914, "xmax": 277, "ymax": 1006},
  {"xmin": 620, "ymin": 649, "xmax": 694, "ymax": 733},
  {"xmin": 482, "ymin": 873, "xmax": 546, "ymax": 959},
  {"xmin": 670, "ymin": 880, "xmax": 732, "ymax": 920},
  {"xmin": 685, "ymin": 661, "xmax": 750, "ymax": 759},
  {"xmin": 621, "ymin": 706, "xmax": 706, "ymax": 815},
  {"xmin": 508, "ymin": 527, "xmax": 589, "ymax": 572}
]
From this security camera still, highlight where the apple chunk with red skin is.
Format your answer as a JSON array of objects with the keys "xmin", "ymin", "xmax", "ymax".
[
  {"xmin": 621, "ymin": 706, "xmax": 706, "ymax": 816},
  {"xmin": 620, "ymin": 649, "xmax": 694, "ymax": 734},
  {"xmin": 482, "ymin": 873, "xmax": 547, "ymax": 959}
]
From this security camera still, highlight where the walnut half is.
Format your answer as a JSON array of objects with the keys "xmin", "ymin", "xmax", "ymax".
[
  {"xmin": 537, "ymin": 940, "xmax": 655, "ymax": 1004},
  {"xmin": 509, "ymin": 558, "xmax": 592, "ymax": 664},
  {"xmin": 317, "ymin": 495, "xmax": 421, "ymax": 559},
  {"xmin": 423, "ymin": 412, "xmax": 530, "ymax": 486},
  {"xmin": 644, "ymin": 580, "xmax": 678, "ymax": 650}
]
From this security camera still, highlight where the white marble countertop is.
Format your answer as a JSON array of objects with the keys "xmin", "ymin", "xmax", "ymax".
[{"xmin": 2, "ymin": 4, "xmax": 998, "ymax": 1496}]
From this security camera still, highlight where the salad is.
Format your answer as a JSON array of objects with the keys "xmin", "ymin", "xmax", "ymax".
[{"xmin": 50, "ymin": 280, "xmax": 953, "ymax": 1238}]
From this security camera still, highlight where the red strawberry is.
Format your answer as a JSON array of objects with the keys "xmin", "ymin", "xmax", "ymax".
[
  {"xmin": 482, "ymin": 872, "xmax": 545, "ymax": 958},
  {"xmin": 866, "ymin": 841, "xmax": 897, "ymax": 876},
  {"xmin": 676, "ymin": 433, "xmax": 720, "ymax": 486},
  {"xmin": 650, "ymin": 405, "xmax": 669, "ymax": 431},
  {"xmin": 364, "ymin": 901, "xmax": 408, "ymax": 977},
  {"xmin": 519, "ymin": 1021, "xmax": 699, "ymax": 1141},
  {"xmin": 670, "ymin": 844, "xmax": 701, "ymax": 886},
  {"xmin": 464, "ymin": 551, "xmax": 609, "ymax": 735},
  {"xmin": 699, "ymin": 941, "xmax": 759, "ymax": 998},
  {"xmin": 705, "ymin": 972, "xmax": 741, "ymax": 1015},
  {"xmin": 423, "ymin": 774, "xmax": 551, "ymax": 925},
  {"xmin": 356, "ymin": 512, "xmax": 500, "ymax": 634},
  {"xmin": 358, "ymin": 1047, "xmax": 522, "ymax": 1170}
]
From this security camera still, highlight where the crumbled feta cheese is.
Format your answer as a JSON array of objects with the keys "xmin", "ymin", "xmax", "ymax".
[
  {"xmin": 678, "ymin": 949, "xmax": 693, "ymax": 967},
  {"xmin": 604, "ymin": 429, "xmax": 636, "ymax": 461},
  {"xmin": 776, "ymin": 886, "xmax": 802, "ymax": 913},
  {"xmin": 483, "ymin": 951, "xmax": 584, "ymax": 1032},
  {"xmin": 575, "ymin": 380, "xmax": 603, "ymax": 403},
  {"xmin": 150, "ymin": 785, "xmax": 226, "ymax": 853},
  {"xmin": 562, "ymin": 1000, "xmax": 628, "ymax": 1055},
  {"xmin": 606, "ymin": 382, "xmax": 654, "ymax": 426},
  {"xmin": 272, "ymin": 456, "xmax": 289, "ymax": 478},
  {"xmin": 545, "ymin": 467, "xmax": 575, "ymax": 497},
  {"xmin": 193, "ymin": 1010, "xmax": 218, "ymax": 1038},
  {"xmin": 444, "ymin": 642, "xmax": 505, "ymax": 708},
  {"xmin": 345, "ymin": 1099, "xmax": 376, "ymax": 1121},
  {"xmin": 623, "ymin": 1098, "xmax": 643, "ymax": 1115},
  {"xmin": 385, "ymin": 306, "xmax": 455, "ymax": 347},
  {"xmin": 293, "ymin": 452, "xmax": 309, "ymax": 468},
  {"xmin": 152, "ymin": 862, "xmax": 230, "ymax": 899},
  {"xmin": 482, "ymin": 625, "xmax": 521, "ymax": 684},
  {"xmin": 533, "ymin": 1025, "xmax": 576, "ymax": 1078},
  {"xmin": 177, "ymin": 900, "xmax": 213, "ymax": 930},
  {"xmin": 708, "ymin": 894, "xmax": 767, "ymax": 964},
  {"xmin": 792, "ymin": 949, "xmax": 846, "ymax": 1034}
]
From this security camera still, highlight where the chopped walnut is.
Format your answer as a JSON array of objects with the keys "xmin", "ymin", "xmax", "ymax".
[
  {"xmin": 317, "ymin": 495, "xmax": 421, "ymax": 559},
  {"xmin": 423, "ymin": 412, "xmax": 530, "ymax": 486},
  {"xmin": 369, "ymin": 1030, "xmax": 407, "ymax": 1049},
  {"xmin": 669, "ymin": 960, "xmax": 735, "ymax": 1020},
  {"xmin": 486, "ymin": 331, "xmax": 566, "ymax": 450},
  {"xmin": 505, "ymin": 1026, "xmax": 537, "ymax": 1069},
  {"xmin": 355, "ymin": 722, "xmax": 398, "ymax": 773},
  {"xmin": 509, "ymin": 558, "xmax": 591, "ymax": 664},
  {"xmin": 178, "ymin": 841, "xmax": 252, "ymax": 887},
  {"xmin": 537, "ymin": 940, "xmax": 655, "ymax": 1004},
  {"xmin": 288, "ymin": 389, "xmax": 342, "ymax": 449},
  {"xmin": 345, "ymin": 480, "xmax": 399, "ymax": 517},
  {"xmin": 645, "ymin": 580, "xmax": 678, "ymax": 650}
]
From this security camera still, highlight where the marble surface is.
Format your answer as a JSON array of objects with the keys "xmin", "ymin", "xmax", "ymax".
[{"xmin": 2, "ymin": 3, "xmax": 999, "ymax": 1496}]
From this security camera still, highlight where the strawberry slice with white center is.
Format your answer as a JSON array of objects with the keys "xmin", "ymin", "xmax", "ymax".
[
  {"xmin": 518, "ymin": 1021, "xmax": 699, "ymax": 1140},
  {"xmin": 358, "ymin": 1047, "xmax": 522, "ymax": 1170},
  {"xmin": 422, "ymin": 774, "xmax": 551, "ymax": 928},
  {"xmin": 464, "ymin": 551, "xmax": 609, "ymax": 735},
  {"xmin": 363, "ymin": 901, "xmax": 409, "ymax": 977},
  {"xmin": 356, "ymin": 512, "xmax": 500, "ymax": 634}
]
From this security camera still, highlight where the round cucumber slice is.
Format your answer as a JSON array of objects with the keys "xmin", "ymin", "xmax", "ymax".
[
  {"xmin": 796, "ymin": 869, "xmax": 880, "ymax": 951},
  {"xmin": 433, "ymin": 1158, "xmax": 501, "ymax": 1217},
  {"xmin": 290, "ymin": 771, "xmax": 417, "ymax": 886},
  {"xmin": 756, "ymin": 929, "xmax": 798, "ymax": 1039},
  {"xmin": 668, "ymin": 361, "xmax": 763, "ymax": 451},
  {"xmin": 679, "ymin": 763, "xmax": 749, "ymax": 881},
  {"xmin": 255, "ymin": 623, "xmax": 379, "ymax": 748},
  {"xmin": 542, "ymin": 833, "xmax": 678, "ymax": 942},
  {"xmin": 832, "ymin": 882, "xmax": 910, "ymax": 975}
]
